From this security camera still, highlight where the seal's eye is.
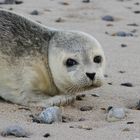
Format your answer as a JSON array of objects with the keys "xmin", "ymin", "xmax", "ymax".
[
  {"xmin": 66, "ymin": 58, "xmax": 78, "ymax": 67},
  {"xmin": 94, "ymin": 55, "xmax": 102, "ymax": 63}
]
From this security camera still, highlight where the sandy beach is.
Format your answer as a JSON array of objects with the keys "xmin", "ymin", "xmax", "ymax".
[{"xmin": 0, "ymin": 0, "xmax": 140, "ymax": 139}]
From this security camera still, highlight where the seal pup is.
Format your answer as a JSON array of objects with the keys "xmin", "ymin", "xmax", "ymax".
[{"xmin": 0, "ymin": 9, "xmax": 105, "ymax": 107}]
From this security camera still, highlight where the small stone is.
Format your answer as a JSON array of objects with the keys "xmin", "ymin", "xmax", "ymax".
[
  {"xmin": 78, "ymin": 118, "xmax": 86, "ymax": 121},
  {"xmin": 121, "ymin": 83, "xmax": 133, "ymax": 87},
  {"xmin": 127, "ymin": 121, "xmax": 134, "ymax": 124},
  {"xmin": 55, "ymin": 17, "xmax": 65, "ymax": 23},
  {"xmin": 38, "ymin": 106, "xmax": 62, "ymax": 124},
  {"xmin": 102, "ymin": 15, "xmax": 114, "ymax": 21},
  {"xmin": 8, "ymin": 7, "xmax": 13, "ymax": 10},
  {"xmin": 1, "ymin": 125, "xmax": 30, "ymax": 138},
  {"xmin": 122, "ymin": 128, "xmax": 130, "ymax": 131},
  {"xmin": 131, "ymin": 29, "xmax": 137, "ymax": 33},
  {"xmin": 121, "ymin": 44, "xmax": 127, "ymax": 47},
  {"xmin": 70, "ymin": 125, "xmax": 92, "ymax": 130},
  {"xmin": 82, "ymin": 0, "xmax": 90, "ymax": 3},
  {"xmin": 30, "ymin": 10, "xmax": 39, "ymax": 15},
  {"xmin": 106, "ymin": 107, "xmax": 126, "ymax": 122},
  {"xmin": 134, "ymin": 2, "xmax": 140, "ymax": 5},
  {"xmin": 59, "ymin": 2, "xmax": 69, "ymax": 5},
  {"xmin": 91, "ymin": 94, "xmax": 100, "ymax": 97},
  {"xmin": 15, "ymin": 0, "xmax": 23, "ymax": 4},
  {"xmin": 62, "ymin": 116, "xmax": 73, "ymax": 123},
  {"xmin": 115, "ymin": 31, "xmax": 133, "ymax": 37},
  {"xmin": 106, "ymin": 23, "xmax": 113, "ymax": 26},
  {"xmin": 76, "ymin": 94, "xmax": 85, "ymax": 100},
  {"xmin": 119, "ymin": 70, "xmax": 126, "ymax": 73},
  {"xmin": 104, "ymin": 74, "xmax": 108, "ymax": 78},
  {"xmin": 127, "ymin": 23, "xmax": 139, "ymax": 26},
  {"xmin": 80, "ymin": 106, "xmax": 92, "ymax": 111},
  {"xmin": 108, "ymin": 82, "xmax": 113, "ymax": 85},
  {"xmin": 0, "ymin": 0, "xmax": 15, "ymax": 4},
  {"xmin": 43, "ymin": 133, "xmax": 50, "ymax": 138},
  {"xmin": 134, "ymin": 11, "xmax": 140, "ymax": 14}
]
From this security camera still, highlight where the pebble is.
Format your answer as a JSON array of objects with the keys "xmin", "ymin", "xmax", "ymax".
[
  {"xmin": 113, "ymin": 31, "xmax": 133, "ymax": 37},
  {"xmin": 106, "ymin": 107, "xmax": 126, "ymax": 122},
  {"xmin": 121, "ymin": 82, "xmax": 133, "ymax": 87},
  {"xmin": 102, "ymin": 15, "xmax": 114, "ymax": 21},
  {"xmin": 15, "ymin": 0, "xmax": 23, "ymax": 4},
  {"xmin": 1, "ymin": 125, "xmax": 30, "ymax": 137},
  {"xmin": 80, "ymin": 106, "xmax": 92, "ymax": 111},
  {"xmin": 121, "ymin": 44, "xmax": 127, "ymax": 47},
  {"xmin": 38, "ymin": 106, "xmax": 62, "ymax": 124},
  {"xmin": 55, "ymin": 17, "xmax": 65, "ymax": 23},
  {"xmin": 127, "ymin": 121, "xmax": 134, "ymax": 124},
  {"xmin": 70, "ymin": 125, "xmax": 92, "ymax": 130},
  {"xmin": 0, "ymin": 0, "xmax": 15, "ymax": 4},
  {"xmin": 108, "ymin": 82, "xmax": 113, "ymax": 85},
  {"xmin": 122, "ymin": 128, "xmax": 130, "ymax": 131},
  {"xmin": 104, "ymin": 74, "xmax": 108, "ymax": 78},
  {"xmin": 82, "ymin": 0, "xmax": 90, "ymax": 3},
  {"xmin": 43, "ymin": 133, "xmax": 50, "ymax": 138},
  {"xmin": 127, "ymin": 23, "xmax": 139, "ymax": 26},
  {"xmin": 30, "ymin": 10, "xmax": 39, "ymax": 15},
  {"xmin": 134, "ymin": 11, "xmax": 140, "ymax": 14},
  {"xmin": 78, "ymin": 118, "xmax": 86, "ymax": 121},
  {"xmin": 76, "ymin": 94, "xmax": 85, "ymax": 100},
  {"xmin": 59, "ymin": 2, "xmax": 69, "ymax": 5},
  {"xmin": 119, "ymin": 70, "xmax": 126, "ymax": 73},
  {"xmin": 91, "ymin": 94, "xmax": 100, "ymax": 97}
]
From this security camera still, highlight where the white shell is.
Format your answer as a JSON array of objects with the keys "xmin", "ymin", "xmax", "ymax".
[
  {"xmin": 106, "ymin": 107, "xmax": 126, "ymax": 122},
  {"xmin": 39, "ymin": 106, "xmax": 62, "ymax": 124}
]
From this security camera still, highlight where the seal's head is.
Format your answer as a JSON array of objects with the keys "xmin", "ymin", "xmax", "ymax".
[{"xmin": 49, "ymin": 31, "xmax": 105, "ymax": 94}]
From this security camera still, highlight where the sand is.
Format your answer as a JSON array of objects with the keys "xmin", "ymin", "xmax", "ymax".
[{"xmin": 0, "ymin": 0, "xmax": 140, "ymax": 139}]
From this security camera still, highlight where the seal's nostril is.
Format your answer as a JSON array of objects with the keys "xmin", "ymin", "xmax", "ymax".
[{"xmin": 86, "ymin": 73, "xmax": 96, "ymax": 80}]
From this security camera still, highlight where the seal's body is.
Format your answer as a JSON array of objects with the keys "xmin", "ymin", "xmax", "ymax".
[{"xmin": 0, "ymin": 10, "xmax": 105, "ymax": 107}]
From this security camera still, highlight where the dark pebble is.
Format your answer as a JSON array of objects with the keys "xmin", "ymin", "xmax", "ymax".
[
  {"xmin": 115, "ymin": 31, "xmax": 133, "ymax": 37},
  {"xmin": 127, "ymin": 23, "xmax": 139, "ymax": 26},
  {"xmin": 134, "ymin": 2, "xmax": 140, "ymax": 5},
  {"xmin": 127, "ymin": 121, "xmax": 134, "ymax": 124},
  {"xmin": 76, "ymin": 94, "xmax": 85, "ymax": 100},
  {"xmin": 91, "ymin": 94, "xmax": 99, "ymax": 97},
  {"xmin": 108, "ymin": 82, "xmax": 113, "ymax": 85},
  {"xmin": 121, "ymin": 83, "xmax": 133, "ymax": 87},
  {"xmin": 82, "ymin": 0, "xmax": 90, "ymax": 3},
  {"xmin": 43, "ymin": 133, "xmax": 50, "ymax": 138},
  {"xmin": 134, "ymin": 11, "xmax": 140, "ymax": 14},
  {"xmin": 135, "ymin": 100, "xmax": 140, "ymax": 110},
  {"xmin": 15, "ymin": 0, "xmax": 23, "ymax": 4},
  {"xmin": 30, "ymin": 10, "xmax": 39, "ymax": 15},
  {"xmin": 107, "ymin": 106, "xmax": 113, "ymax": 112},
  {"xmin": 102, "ymin": 15, "xmax": 114, "ymax": 22},
  {"xmin": 80, "ymin": 106, "xmax": 92, "ymax": 111},
  {"xmin": 119, "ymin": 70, "xmax": 126, "ymax": 73},
  {"xmin": 121, "ymin": 44, "xmax": 127, "ymax": 47},
  {"xmin": 104, "ymin": 74, "xmax": 108, "ymax": 78},
  {"xmin": 131, "ymin": 29, "xmax": 137, "ymax": 33},
  {"xmin": 9, "ymin": 7, "xmax": 13, "ymax": 10},
  {"xmin": 55, "ymin": 17, "xmax": 65, "ymax": 23},
  {"xmin": 78, "ymin": 118, "xmax": 86, "ymax": 121},
  {"xmin": 106, "ymin": 23, "xmax": 113, "ymax": 26},
  {"xmin": 62, "ymin": 116, "xmax": 73, "ymax": 123},
  {"xmin": 59, "ymin": 2, "xmax": 69, "ymax": 5}
]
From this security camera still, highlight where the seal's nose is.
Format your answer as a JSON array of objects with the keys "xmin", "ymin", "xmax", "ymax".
[{"xmin": 86, "ymin": 72, "xmax": 96, "ymax": 80}]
